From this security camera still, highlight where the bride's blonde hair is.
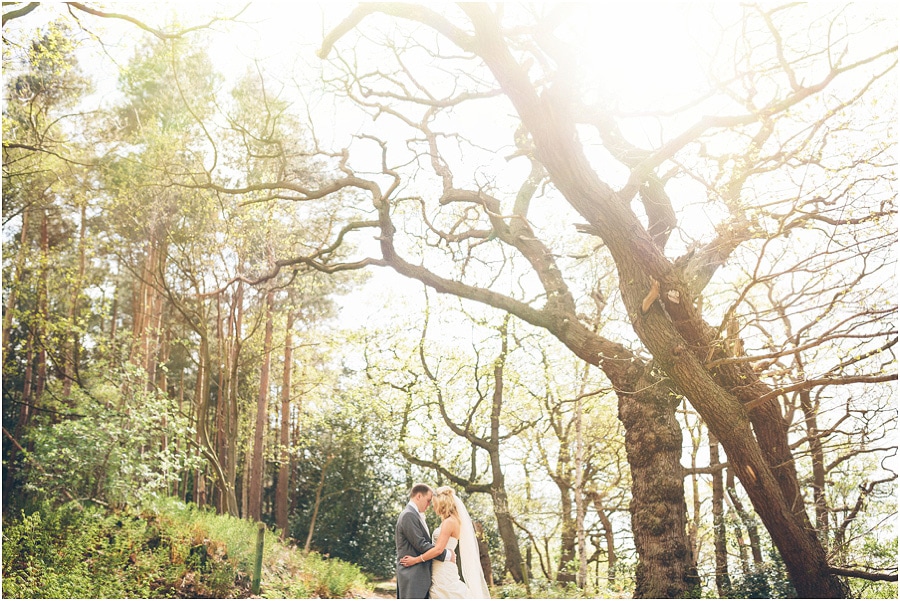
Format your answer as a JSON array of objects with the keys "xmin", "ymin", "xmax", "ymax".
[{"xmin": 432, "ymin": 486, "xmax": 461, "ymax": 520}]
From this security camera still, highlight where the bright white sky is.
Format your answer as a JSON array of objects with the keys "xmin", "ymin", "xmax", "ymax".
[{"xmin": 4, "ymin": 1, "xmax": 895, "ymax": 335}]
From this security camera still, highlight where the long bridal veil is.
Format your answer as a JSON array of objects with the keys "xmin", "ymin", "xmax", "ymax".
[{"xmin": 453, "ymin": 495, "xmax": 491, "ymax": 599}]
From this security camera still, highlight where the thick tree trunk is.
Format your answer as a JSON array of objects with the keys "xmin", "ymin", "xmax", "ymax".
[
  {"xmin": 489, "ymin": 473, "xmax": 523, "ymax": 583},
  {"xmin": 276, "ymin": 310, "xmax": 295, "ymax": 537},
  {"xmin": 633, "ymin": 306, "xmax": 845, "ymax": 596},
  {"xmin": 248, "ymin": 289, "xmax": 274, "ymax": 522},
  {"xmin": 617, "ymin": 377, "xmax": 698, "ymax": 598}
]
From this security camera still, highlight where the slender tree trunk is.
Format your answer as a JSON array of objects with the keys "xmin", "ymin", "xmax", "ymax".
[
  {"xmin": 130, "ymin": 238, "xmax": 153, "ymax": 366},
  {"xmin": 726, "ymin": 493, "xmax": 751, "ymax": 575},
  {"xmin": 687, "ymin": 421, "xmax": 701, "ymax": 570},
  {"xmin": 3, "ymin": 209, "xmax": 29, "ymax": 366},
  {"xmin": 194, "ymin": 334, "xmax": 211, "ymax": 508},
  {"xmin": 726, "ymin": 468, "xmax": 763, "ymax": 566},
  {"xmin": 225, "ymin": 280, "xmax": 244, "ymax": 516},
  {"xmin": 404, "ymin": 313, "xmax": 526, "ymax": 582},
  {"xmin": 194, "ymin": 325, "xmax": 236, "ymax": 515},
  {"xmin": 592, "ymin": 498, "xmax": 618, "ymax": 587},
  {"xmin": 554, "ymin": 473, "xmax": 576, "ymax": 583},
  {"xmin": 241, "ymin": 431, "xmax": 253, "ymax": 519},
  {"xmin": 489, "ymin": 325, "xmax": 525, "ymax": 582},
  {"xmin": 575, "ymin": 390, "xmax": 588, "ymax": 592},
  {"xmin": 62, "ymin": 203, "xmax": 87, "ymax": 399},
  {"xmin": 157, "ymin": 328, "xmax": 169, "ymax": 393},
  {"xmin": 276, "ymin": 310, "xmax": 295, "ymax": 537},
  {"xmin": 109, "ymin": 288, "xmax": 118, "ymax": 343},
  {"xmin": 213, "ymin": 370, "xmax": 226, "ymax": 512},
  {"xmin": 145, "ymin": 240, "xmax": 167, "ymax": 390},
  {"xmin": 248, "ymin": 289, "xmax": 275, "ymax": 522},
  {"xmin": 158, "ymin": 328, "xmax": 170, "ymax": 486},
  {"xmin": 178, "ymin": 370, "xmax": 186, "ymax": 500},
  {"xmin": 4, "ymin": 330, "xmax": 35, "ymax": 498},
  {"xmin": 709, "ymin": 434, "xmax": 731, "ymax": 596},
  {"xmin": 18, "ymin": 335, "xmax": 35, "ymax": 432},
  {"xmin": 32, "ymin": 211, "xmax": 49, "ymax": 409},
  {"xmin": 214, "ymin": 297, "xmax": 227, "ymax": 514},
  {"xmin": 304, "ymin": 454, "xmax": 334, "ymax": 553},
  {"xmin": 799, "ymin": 389, "xmax": 828, "ymax": 539}
]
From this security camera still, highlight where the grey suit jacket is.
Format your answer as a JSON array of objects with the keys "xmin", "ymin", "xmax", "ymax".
[{"xmin": 396, "ymin": 504, "xmax": 447, "ymax": 599}]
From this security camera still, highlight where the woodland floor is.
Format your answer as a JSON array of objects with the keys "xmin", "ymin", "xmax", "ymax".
[{"xmin": 366, "ymin": 579, "xmax": 397, "ymax": 598}]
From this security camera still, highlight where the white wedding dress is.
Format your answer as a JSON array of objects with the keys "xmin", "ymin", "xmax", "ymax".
[
  {"xmin": 430, "ymin": 527, "xmax": 474, "ymax": 599},
  {"xmin": 429, "ymin": 495, "xmax": 490, "ymax": 599}
]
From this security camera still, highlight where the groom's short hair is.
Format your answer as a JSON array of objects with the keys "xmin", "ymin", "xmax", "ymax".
[{"xmin": 409, "ymin": 483, "xmax": 431, "ymax": 498}]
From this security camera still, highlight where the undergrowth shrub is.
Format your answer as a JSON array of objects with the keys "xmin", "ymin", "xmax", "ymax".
[
  {"xmin": 301, "ymin": 551, "xmax": 370, "ymax": 598},
  {"xmin": 723, "ymin": 550, "xmax": 796, "ymax": 599},
  {"xmin": 22, "ymin": 364, "xmax": 201, "ymax": 510}
]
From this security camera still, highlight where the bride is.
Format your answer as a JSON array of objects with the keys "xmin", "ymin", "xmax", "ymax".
[{"xmin": 400, "ymin": 487, "xmax": 491, "ymax": 599}]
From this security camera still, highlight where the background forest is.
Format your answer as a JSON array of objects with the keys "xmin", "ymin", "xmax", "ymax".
[{"xmin": 2, "ymin": 2, "xmax": 897, "ymax": 599}]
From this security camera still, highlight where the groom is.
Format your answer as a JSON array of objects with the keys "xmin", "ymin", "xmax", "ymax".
[{"xmin": 396, "ymin": 483, "xmax": 456, "ymax": 598}]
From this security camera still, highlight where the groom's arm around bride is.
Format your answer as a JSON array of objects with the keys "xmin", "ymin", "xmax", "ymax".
[{"xmin": 396, "ymin": 484, "xmax": 452, "ymax": 599}]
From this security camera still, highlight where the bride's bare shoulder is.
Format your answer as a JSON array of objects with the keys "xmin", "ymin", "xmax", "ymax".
[{"xmin": 443, "ymin": 515, "xmax": 461, "ymax": 534}]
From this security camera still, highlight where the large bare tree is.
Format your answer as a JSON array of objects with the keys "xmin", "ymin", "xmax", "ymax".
[{"xmin": 293, "ymin": 4, "xmax": 893, "ymax": 597}]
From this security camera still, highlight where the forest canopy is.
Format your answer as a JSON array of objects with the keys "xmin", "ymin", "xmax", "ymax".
[{"xmin": 2, "ymin": 2, "xmax": 897, "ymax": 599}]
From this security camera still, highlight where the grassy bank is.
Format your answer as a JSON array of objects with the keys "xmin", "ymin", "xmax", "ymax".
[{"xmin": 2, "ymin": 497, "xmax": 370, "ymax": 598}]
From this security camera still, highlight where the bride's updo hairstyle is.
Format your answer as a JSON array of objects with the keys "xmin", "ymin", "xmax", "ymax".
[{"xmin": 432, "ymin": 486, "xmax": 461, "ymax": 520}]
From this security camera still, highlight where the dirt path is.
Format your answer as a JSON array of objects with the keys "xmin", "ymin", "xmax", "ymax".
[{"xmin": 362, "ymin": 580, "xmax": 396, "ymax": 598}]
